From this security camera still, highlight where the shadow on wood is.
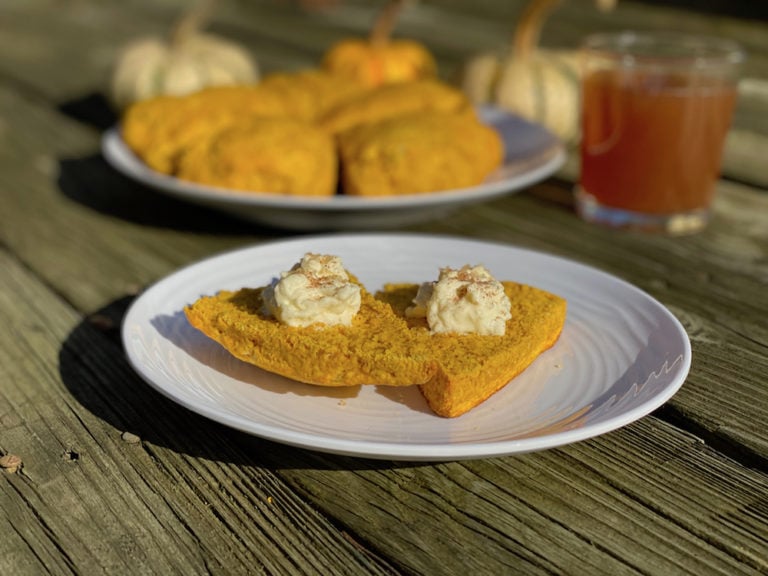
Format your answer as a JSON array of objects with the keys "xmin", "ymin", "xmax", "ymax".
[
  {"xmin": 56, "ymin": 154, "xmax": 272, "ymax": 234},
  {"xmin": 58, "ymin": 92, "xmax": 118, "ymax": 132}
]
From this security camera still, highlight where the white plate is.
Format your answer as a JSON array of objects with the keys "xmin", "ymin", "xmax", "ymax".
[
  {"xmin": 102, "ymin": 107, "xmax": 565, "ymax": 230},
  {"xmin": 122, "ymin": 234, "xmax": 691, "ymax": 461}
]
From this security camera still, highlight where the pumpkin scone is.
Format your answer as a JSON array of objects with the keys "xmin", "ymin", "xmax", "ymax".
[
  {"xmin": 175, "ymin": 117, "xmax": 337, "ymax": 196},
  {"xmin": 257, "ymin": 69, "xmax": 370, "ymax": 121},
  {"xmin": 318, "ymin": 79, "xmax": 474, "ymax": 135},
  {"xmin": 184, "ymin": 255, "xmax": 566, "ymax": 418},
  {"xmin": 184, "ymin": 255, "xmax": 435, "ymax": 386},
  {"xmin": 376, "ymin": 280, "xmax": 567, "ymax": 417},
  {"xmin": 337, "ymin": 111, "xmax": 504, "ymax": 196},
  {"xmin": 122, "ymin": 94, "xmax": 200, "ymax": 173},
  {"xmin": 122, "ymin": 84, "xmax": 293, "ymax": 174}
]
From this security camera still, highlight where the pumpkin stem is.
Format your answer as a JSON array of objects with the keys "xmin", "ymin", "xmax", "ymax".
[
  {"xmin": 512, "ymin": 0, "xmax": 618, "ymax": 59},
  {"xmin": 512, "ymin": 0, "xmax": 562, "ymax": 61},
  {"xmin": 171, "ymin": 0, "xmax": 220, "ymax": 46},
  {"xmin": 370, "ymin": 0, "xmax": 406, "ymax": 47}
]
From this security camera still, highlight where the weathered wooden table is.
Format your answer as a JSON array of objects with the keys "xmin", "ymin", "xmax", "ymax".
[{"xmin": 2, "ymin": 1, "xmax": 767, "ymax": 574}]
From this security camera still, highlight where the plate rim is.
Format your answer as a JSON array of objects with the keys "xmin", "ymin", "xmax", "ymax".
[{"xmin": 121, "ymin": 233, "xmax": 692, "ymax": 461}]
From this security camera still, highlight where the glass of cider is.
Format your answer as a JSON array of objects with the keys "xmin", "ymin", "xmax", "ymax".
[{"xmin": 576, "ymin": 32, "xmax": 744, "ymax": 234}]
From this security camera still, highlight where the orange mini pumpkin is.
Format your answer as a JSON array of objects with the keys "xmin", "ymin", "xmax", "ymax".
[{"xmin": 322, "ymin": 0, "xmax": 437, "ymax": 87}]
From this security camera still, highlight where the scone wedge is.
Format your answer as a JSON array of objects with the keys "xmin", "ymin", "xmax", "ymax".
[
  {"xmin": 376, "ymin": 282, "xmax": 567, "ymax": 417},
  {"xmin": 184, "ymin": 284, "xmax": 435, "ymax": 387}
]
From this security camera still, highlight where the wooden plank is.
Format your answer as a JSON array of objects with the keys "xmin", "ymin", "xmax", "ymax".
[
  {"xmin": 270, "ymin": 420, "xmax": 768, "ymax": 575},
  {"xmin": 3, "ymin": 251, "xmax": 764, "ymax": 575},
  {"xmin": 0, "ymin": 3, "xmax": 767, "ymax": 573},
  {"xmin": 0, "ymin": 249, "xmax": 401, "ymax": 575},
  {"xmin": 725, "ymin": 130, "xmax": 768, "ymax": 189}
]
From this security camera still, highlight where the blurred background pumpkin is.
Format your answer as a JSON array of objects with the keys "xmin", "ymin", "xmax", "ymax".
[
  {"xmin": 461, "ymin": 0, "xmax": 616, "ymax": 145},
  {"xmin": 322, "ymin": 0, "xmax": 437, "ymax": 87},
  {"xmin": 110, "ymin": 0, "xmax": 259, "ymax": 110}
]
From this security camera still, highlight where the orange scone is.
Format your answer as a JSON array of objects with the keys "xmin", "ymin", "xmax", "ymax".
[
  {"xmin": 176, "ymin": 117, "xmax": 337, "ymax": 196},
  {"xmin": 257, "ymin": 69, "xmax": 370, "ymax": 121},
  {"xmin": 122, "ymin": 85, "xmax": 293, "ymax": 174},
  {"xmin": 337, "ymin": 111, "xmax": 504, "ymax": 196},
  {"xmin": 184, "ymin": 255, "xmax": 567, "ymax": 418},
  {"xmin": 318, "ymin": 79, "xmax": 474, "ymax": 135},
  {"xmin": 184, "ymin": 255, "xmax": 435, "ymax": 386},
  {"xmin": 184, "ymin": 286, "xmax": 438, "ymax": 387},
  {"xmin": 376, "ymin": 280, "xmax": 567, "ymax": 417}
]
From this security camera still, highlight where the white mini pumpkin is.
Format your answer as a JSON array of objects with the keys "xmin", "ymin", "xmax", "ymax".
[
  {"xmin": 463, "ymin": 47, "xmax": 580, "ymax": 144},
  {"xmin": 461, "ymin": 0, "xmax": 616, "ymax": 145},
  {"xmin": 110, "ymin": 0, "xmax": 258, "ymax": 109}
]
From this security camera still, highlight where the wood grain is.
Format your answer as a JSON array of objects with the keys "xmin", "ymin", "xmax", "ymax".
[
  {"xmin": 3, "ymin": 249, "xmax": 766, "ymax": 574},
  {"xmin": 0, "ymin": 250, "xmax": 401, "ymax": 575},
  {"xmin": 1, "ymin": 1, "xmax": 767, "ymax": 574}
]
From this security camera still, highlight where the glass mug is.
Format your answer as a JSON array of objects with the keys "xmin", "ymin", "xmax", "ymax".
[{"xmin": 576, "ymin": 32, "xmax": 744, "ymax": 234}]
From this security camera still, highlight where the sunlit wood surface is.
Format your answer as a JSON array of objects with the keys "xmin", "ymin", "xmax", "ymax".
[{"xmin": 1, "ymin": 1, "xmax": 766, "ymax": 574}]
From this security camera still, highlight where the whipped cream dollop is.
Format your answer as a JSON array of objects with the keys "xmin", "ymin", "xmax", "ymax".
[
  {"xmin": 263, "ymin": 253, "xmax": 361, "ymax": 327},
  {"xmin": 406, "ymin": 265, "xmax": 511, "ymax": 335}
]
